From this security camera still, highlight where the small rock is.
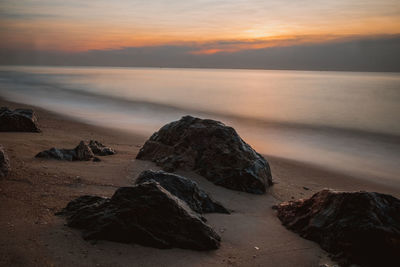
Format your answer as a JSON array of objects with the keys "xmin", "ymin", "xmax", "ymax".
[
  {"xmin": 88, "ymin": 140, "xmax": 115, "ymax": 156},
  {"xmin": 0, "ymin": 107, "xmax": 40, "ymax": 132},
  {"xmin": 303, "ymin": 186, "xmax": 310, "ymax": 190},
  {"xmin": 75, "ymin": 141, "xmax": 94, "ymax": 161},
  {"xmin": 93, "ymin": 157, "xmax": 101, "ymax": 162},
  {"xmin": 35, "ymin": 140, "xmax": 115, "ymax": 161}
]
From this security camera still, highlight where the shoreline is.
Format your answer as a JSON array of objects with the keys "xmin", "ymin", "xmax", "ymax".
[{"xmin": 1, "ymin": 98, "xmax": 398, "ymax": 266}]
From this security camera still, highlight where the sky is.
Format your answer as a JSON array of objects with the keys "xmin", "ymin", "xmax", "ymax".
[{"xmin": 1, "ymin": 0, "xmax": 400, "ymax": 70}]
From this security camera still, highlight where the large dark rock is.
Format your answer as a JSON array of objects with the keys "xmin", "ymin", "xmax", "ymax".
[
  {"xmin": 36, "ymin": 140, "xmax": 114, "ymax": 161},
  {"xmin": 136, "ymin": 116, "xmax": 272, "ymax": 194},
  {"xmin": 0, "ymin": 145, "xmax": 10, "ymax": 177},
  {"xmin": 135, "ymin": 170, "xmax": 230, "ymax": 214},
  {"xmin": 275, "ymin": 189, "xmax": 400, "ymax": 267},
  {"xmin": 57, "ymin": 182, "xmax": 221, "ymax": 250},
  {"xmin": 0, "ymin": 107, "xmax": 40, "ymax": 132}
]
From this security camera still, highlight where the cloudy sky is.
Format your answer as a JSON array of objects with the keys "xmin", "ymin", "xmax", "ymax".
[{"xmin": 1, "ymin": 0, "xmax": 399, "ymax": 70}]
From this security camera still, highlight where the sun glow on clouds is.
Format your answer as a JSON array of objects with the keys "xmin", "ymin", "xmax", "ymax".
[{"xmin": 0, "ymin": 0, "xmax": 399, "ymax": 53}]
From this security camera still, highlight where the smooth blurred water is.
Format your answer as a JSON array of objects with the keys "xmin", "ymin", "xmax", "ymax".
[{"xmin": 1, "ymin": 66, "xmax": 399, "ymax": 186}]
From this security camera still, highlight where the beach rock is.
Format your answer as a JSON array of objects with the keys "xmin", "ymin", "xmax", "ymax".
[
  {"xmin": 36, "ymin": 140, "xmax": 114, "ymax": 161},
  {"xmin": 275, "ymin": 189, "xmax": 400, "ymax": 267},
  {"xmin": 74, "ymin": 141, "xmax": 94, "ymax": 161},
  {"xmin": 0, "ymin": 107, "xmax": 40, "ymax": 132},
  {"xmin": 57, "ymin": 181, "xmax": 221, "ymax": 250},
  {"xmin": 136, "ymin": 116, "xmax": 272, "ymax": 194},
  {"xmin": 135, "ymin": 170, "xmax": 230, "ymax": 214},
  {"xmin": 35, "ymin": 148, "xmax": 76, "ymax": 161},
  {"xmin": 0, "ymin": 145, "xmax": 10, "ymax": 177},
  {"xmin": 88, "ymin": 140, "xmax": 115, "ymax": 156}
]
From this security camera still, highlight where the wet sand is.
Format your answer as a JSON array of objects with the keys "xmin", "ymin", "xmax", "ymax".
[{"xmin": 0, "ymin": 98, "xmax": 398, "ymax": 267}]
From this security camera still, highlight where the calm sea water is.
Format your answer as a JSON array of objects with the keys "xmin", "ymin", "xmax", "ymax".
[{"xmin": 1, "ymin": 66, "xmax": 399, "ymax": 186}]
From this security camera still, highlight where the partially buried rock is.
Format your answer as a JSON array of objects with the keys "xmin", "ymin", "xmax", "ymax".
[
  {"xmin": 136, "ymin": 116, "xmax": 272, "ymax": 194},
  {"xmin": 135, "ymin": 170, "xmax": 230, "ymax": 214},
  {"xmin": 275, "ymin": 189, "xmax": 400, "ymax": 267},
  {"xmin": 35, "ymin": 147, "xmax": 76, "ymax": 161},
  {"xmin": 0, "ymin": 145, "xmax": 10, "ymax": 177},
  {"xmin": 57, "ymin": 181, "xmax": 221, "ymax": 250},
  {"xmin": 0, "ymin": 107, "xmax": 40, "ymax": 132},
  {"xmin": 36, "ymin": 140, "xmax": 114, "ymax": 161}
]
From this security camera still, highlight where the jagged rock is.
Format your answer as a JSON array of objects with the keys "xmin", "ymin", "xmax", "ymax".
[
  {"xmin": 36, "ymin": 140, "xmax": 114, "ymax": 161},
  {"xmin": 57, "ymin": 182, "xmax": 221, "ymax": 250},
  {"xmin": 276, "ymin": 189, "xmax": 400, "ymax": 267},
  {"xmin": 135, "ymin": 170, "xmax": 230, "ymax": 214},
  {"xmin": 0, "ymin": 145, "xmax": 10, "ymax": 177},
  {"xmin": 0, "ymin": 107, "xmax": 40, "ymax": 132},
  {"xmin": 136, "ymin": 116, "xmax": 272, "ymax": 194},
  {"xmin": 88, "ymin": 140, "xmax": 115, "ymax": 156},
  {"xmin": 75, "ymin": 141, "xmax": 94, "ymax": 161}
]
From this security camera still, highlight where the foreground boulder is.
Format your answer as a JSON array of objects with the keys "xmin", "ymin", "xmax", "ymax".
[
  {"xmin": 36, "ymin": 140, "xmax": 114, "ymax": 161},
  {"xmin": 135, "ymin": 170, "xmax": 230, "ymax": 214},
  {"xmin": 136, "ymin": 116, "xmax": 272, "ymax": 194},
  {"xmin": 57, "ymin": 181, "xmax": 220, "ymax": 250},
  {"xmin": 0, "ymin": 145, "xmax": 10, "ymax": 177},
  {"xmin": 0, "ymin": 107, "xmax": 40, "ymax": 132},
  {"xmin": 275, "ymin": 189, "xmax": 400, "ymax": 267}
]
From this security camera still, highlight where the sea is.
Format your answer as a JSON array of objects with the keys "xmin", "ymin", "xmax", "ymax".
[{"xmin": 1, "ymin": 66, "xmax": 399, "ymax": 186}]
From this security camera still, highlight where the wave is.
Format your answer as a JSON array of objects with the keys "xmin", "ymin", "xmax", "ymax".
[{"xmin": 1, "ymin": 69, "xmax": 399, "ymax": 145}]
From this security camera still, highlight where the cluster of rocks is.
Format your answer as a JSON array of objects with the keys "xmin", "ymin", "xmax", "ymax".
[
  {"xmin": 6, "ymin": 108, "xmax": 398, "ymax": 263},
  {"xmin": 136, "ymin": 115, "xmax": 272, "ymax": 194},
  {"xmin": 57, "ymin": 173, "xmax": 223, "ymax": 250},
  {"xmin": 275, "ymin": 189, "xmax": 400, "ymax": 267},
  {"xmin": 35, "ymin": 140, "xmax": 115, "ymax": 161},
  {"xmin": 0, "ymin": 107, "xmax": 40, "ymax": 132},
  {"xmin": 0, "ymin": 145, "xmax": 10, "ymax": 177}
]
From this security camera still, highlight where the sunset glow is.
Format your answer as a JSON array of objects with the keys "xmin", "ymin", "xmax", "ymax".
[{"xmin": 1, "ymin": 0, "xmax": 399, "ymax": 53}]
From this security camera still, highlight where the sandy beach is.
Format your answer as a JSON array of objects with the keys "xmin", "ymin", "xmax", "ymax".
[{"xmin": 1, "ymin": 98, "xmax": 399, "ymax": 267}]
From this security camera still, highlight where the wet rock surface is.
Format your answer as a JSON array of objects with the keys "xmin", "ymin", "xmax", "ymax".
[
  {"xmin": 36, "ymin": 140, "xmax": 114, "ymax": 161},
  {"xmin": 57, "ymin": 181, "xmax": 221, "ymax": 250},
  {"xmin": 0, "ymin": 107, "xmax": 40, "ymax": 132},
  {"xmin": 135, "ymin": 170, "xmax": 230, "ymax": 214},
  {"xmin": 0, "ymin": 145, "xmax": 10, "ymax": 177},
  {"xmin": 136, "ymin": 116, "xmax": 272, "ymax": 194},
  {"xmin": 276, "ymin": 189, "xmax": 400, "ymax": 267}
]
